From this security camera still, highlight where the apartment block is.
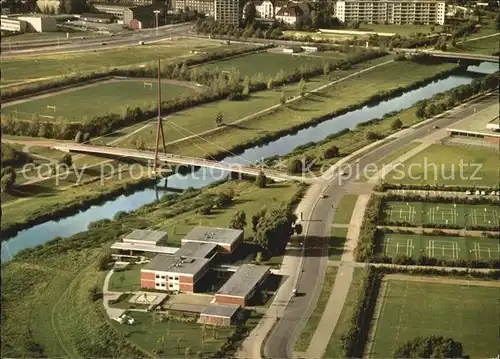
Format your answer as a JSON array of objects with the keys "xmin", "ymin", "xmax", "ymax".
[
  {"xmin": 172, "ymin": 0, "xmax": 215, "ymax": 16},
  {"xmin": 335, "ymin": 0, "xmax": 446, "ymax": 25},
  {"xmin": 214, "ymin": 0, "xmax": 239, "ymax": 25}
]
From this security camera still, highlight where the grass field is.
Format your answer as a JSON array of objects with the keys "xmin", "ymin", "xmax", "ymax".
[
  {"xmin": 201, "ymin": 51, "xmax": 343, "ymax": 77},
  {"xmin": 378, "ymin": 233, "xmax": 499, "ymax": 261},
  {"xmin": 1, "ymin": 39, "xmax": 255, "ymax": 84},
  {"xmin": 125, "ymin": 58, "xmax": 458, "ymax": 160},
  {"xmin": 295, "ymin": 266, "xmax": 338, "ymax": 351},
  {"xmin": 108, "ymin": 264, "xmax": 143, "ymax": 292},
  {"xmin": 358, "ymin": 24, "xmax": 443, "ymax": 36},
  {"xmin": 456, "ymin": 34, "xmax": 500, "ymax": 55},
  {"xmin": 3, "ymin": 80, "xmax": 195, "ymax": 122},
  {"xmin": 369, "ymin": 280, "xmax": 499, "ymax": 358},
  {"xmin": 333, "ymin": 195, "xmax": 358, "ymax": 224},
  {"xmin": 384, "ymin": 201, "xmax": 500, "ymax": 228},
  {"xmin": 323, "ymin": 268, "xmax": 366, "ymax": 358},
  {"xmin": 386, "ymin": 144, "xmax": 500, "ymax": 187},
  {"xmin": 329, "ymin": 227, "xmax": 348, "ymax": 261}
]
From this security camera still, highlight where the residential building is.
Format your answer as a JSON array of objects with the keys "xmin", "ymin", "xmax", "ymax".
[
  {"xmin": 214, "ymin": 264, "xmax": 270, "ymax": 306},
  {"xmin": 141, "ymin": 254, "xmax": 211, "ymax": 292},
  {"xmin": 214, "ymin": 0, "xmax": 239, "ymax": 25},
  {"xmin": 335, "ymin": 0, "xmax": 446, "ymax": 25},
  {"xmin": 181, "ymin": 226, "xmax": 243, "ymax": 253},
  {"xmin": 275, "ymin": 4, "xmax": 303, "ymax": 25},
  {"xmin": 172, "ymin": 0, "xmax": 215, "ymax": 15},
  {"xmin": 92, "ymin": 3, "xmax": 135, "ymax": 24},
  {"xmin": 198, "ymin": 304, "xmax": 240, "ymax": 326},
  {"xmin": 80, "ymin": 12, "xmax": 114, "ymax": 23},
  {"xmin": 243, "ymin": 1, "xmax": 310, "ymax": 20}
]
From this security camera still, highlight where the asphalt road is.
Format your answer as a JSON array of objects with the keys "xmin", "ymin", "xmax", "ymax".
[
  {"xmin": 0, "ymin": 23, "xmax": 193, "ymax": 56},
  {"xmin": 263, "ymin": 92, "xmax": 498, "ymax": 359}
]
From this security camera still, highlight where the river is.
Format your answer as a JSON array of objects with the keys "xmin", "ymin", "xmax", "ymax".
[{"xmin": 2, "ymin": 62, "xmax": 497, "ymax": 261}]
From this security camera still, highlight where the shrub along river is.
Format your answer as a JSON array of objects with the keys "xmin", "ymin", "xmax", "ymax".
[{"xmin": 1, "ymin": 62, "xmax": 497, "ymax": 262}]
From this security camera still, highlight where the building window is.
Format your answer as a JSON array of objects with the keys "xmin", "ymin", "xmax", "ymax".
[
  {"xmin": 155, "ymin": 275, "xmax": 160, "ymax": 278},
  {"xmin": 169, "ymin": 284, "xmax": 174, "ymax": 288},
  {"xmin": 156, "ymin": 283, "xmax": 160, "ymax": 286},
  {"xmin": 174, "ymin": 277, "xmax": 179, "ymax": 281},
  {"xmin": 169, "ymin": 276, "xmax": 174, "ymax": 280},
  {"xmin": 161, "ymin": 283, "xmax": 165, "ymax": 287},
  {"xmin": 161, "ymin": 275, "xmax": 165, "ymax": 279}
]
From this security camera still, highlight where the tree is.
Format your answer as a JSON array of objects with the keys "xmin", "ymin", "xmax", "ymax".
[
  {"xmin": 135, "ymin": 136, "xmax": 145, "ymax": 150},
  {"xmin": 365, "ymin": 131, "xmax": 380, "ymax": 141},
  {"xmin": 1, "ymin": 169, "xmax": 16, "ymax": 194},
  {"xmin": 242, "ymin": 76, "xmax": 250, "ymax": 96},
  {"xmin": 64, "ymin": 0, "xmax": 72, "ymax": 14},
  {"xmin": 185, "ymin": 347, "xmax": 192, "ymax": 358},
  {"xmin": 59, "ymin": 153, "xmax": 72, "ymax": 167},
  {"xmin": 267, "ymin": 78, "xmax": 274, "ymax": 90},
  {"xmin": 323, "ymin": 145, "xmax": 340, "ymax": 159},
  {"xmin": 279, "ymin": 91, "xmax": 286, "ymax": 106},
  {"xmin": 228, "ymin": 210, "xmax": 247, "ymax": 230},
  {"xmin": 255, "ymin": 172, "xmax": 267, "ymax": 188},
  {"xmin": 215, "ymin": 112, "xmax": 224, "ymax": 126},
  {"xmin": 416, "ymin": 103, "xmax": 427, "ymax": 119},
  {"xmin": 287, "ymin": 158, "xmax": 302, "ymax": 174},
  {"xmin": 244, "ymin": 2, "xmax": 257, "ymax": 25},
  {"xmin": 196, "ymin": 351, "xmax": 204, "ymax": 359},
  {"xmin": 394, "ymin": 336, "xmax": 469, "ymax": 359},
  {"xmin": 252, "ymin": 207, "xmax": 267, "ymax": 232},
  {"xmin": 496, "ymin": 13, "xmax": 500, "ymax": 31},
  {"xmin": 323, "ymin": 62, "xmax": 331, "ymax": 75},
  {"xmin": 298, "ymin": 78, "xmax": 306, "ymax": 96},
  {"xmin": 255, "ymin": 252, "xmax": 263, "ymax": 263},
  {"xmin": 253, "ymin": 205, "xmax": 297, "ymax": 254},
  {"xmin": 177, "ymin": 337, "xmax": 182, "ymax": 354},
  {"xmin": 391, "ymin": 118, "xmax": 403, "ymax": 130}
]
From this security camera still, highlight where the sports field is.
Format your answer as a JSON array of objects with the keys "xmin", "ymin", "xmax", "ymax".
[
  {"xmin": 2, "ymin": 80, "xmax": 195, "ymax": 122},
  {"xmin": 369, "ymin": 280, "xmax": 499, "ymax": 358},
  {"xmin": 378, "ymin": 232, "xmax": 499, "ymax": 261},
  {"xmin": 201, "ymin": 52, "xmax": 340, "ymax": 77},
  {"xmin": 383, "ymin": 201, "xmax": 500, "ymax": 228},
  {"xmin": 2, "ymin": 39, "xmax": 255, "ymax": 85}
]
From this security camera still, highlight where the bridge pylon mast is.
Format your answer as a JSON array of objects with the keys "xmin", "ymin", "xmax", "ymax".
[{"xmin": 153, "ymin": 57, "xmax": 167, "ymax": 174}]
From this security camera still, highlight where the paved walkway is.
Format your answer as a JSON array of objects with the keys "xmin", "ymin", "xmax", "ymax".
[
  {"xmin": 102, "ymin": 269, "xmax": 126, "ymax": 319},
  {"xmin": 304, "ymin": 194, "xmax": 370, "ymax": 359}
]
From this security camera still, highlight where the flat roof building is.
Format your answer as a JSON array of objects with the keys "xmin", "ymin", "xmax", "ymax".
[
  {"xmin": 123, "ymin": 229, "xmax": 168, "ymax": 246},
  {"xmin": 214, "ymin": 0, "xmax": 239, "ymax": 25},
  {"xmin": 198, "ymin": 304, "xmax": 240, "ymax": 326},
  {"xmin": 215, "ymin": 264, "xmax": 270, "ymax": 306},
  {"xmin": 335, "ymin": 0, "xmax": 446, "ymax": 25},
  {"xmin": 175, "ymin": 241, "xmax": 219, "ymax": 259},
  {"xmin": 111, "ymin": 230, "xmax": 174, "ymax": 259},
  {"xmin": 141, "ymin": 254, "xmax": 211, "ymax": 293},
  {"xmin": 181, "ymin": 226, "xmax": 243, "ymax": 253}
]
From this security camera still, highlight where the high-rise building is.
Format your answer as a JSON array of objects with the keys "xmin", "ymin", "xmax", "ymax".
[
  {"xmin": 335, "ymin": 0, "xmax": 446, "ymax": 25},
  {"xmin": 214, "ymin": 0, "xmax": 239, "ymax": 25}
]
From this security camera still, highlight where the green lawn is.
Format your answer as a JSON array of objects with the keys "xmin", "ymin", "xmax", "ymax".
[
  {"xmin": 128, "ymin": 58, "xmax": 458, "ymax": 160},
  {"xmin": 360, "ymin": 141, "xmax": 422, "ymax": 182},
  {"xmin": 154, "ymin": 182, "xmax": 303, "ymax": 245},
  {"xmin": 456, "ymin": 34, "xmax": 500, "ymax": 55},
  {"xmin": 110, "ymin": 311, "xmax": 233, "ymax": 356},
  {"xmin": 359, "ymin": 24, "xmax": 443, "ymax": 36},
  {"xmin": 3, "ymin": 80, "xmax": 195, "ymax": 122},
  {"xmin": 1, "ymin": 30, "xmax": 95, "ymax": 43},
  {"xmin": 295, "ymin": 266, "xmax": 338, "ymax": 351},
  {"xmin": 329, "ymin": 227, "xmax": 348, "ymax": 261},
  {"xmin": 369, "ymin": 280, "xmax": 499, "ymax": 358},
  {"xmin": 2, "ymin": 39, "xmax": 254, "ymax": 84},
  {"xmin": 386, "ymin": 144, "xmax": 500, "ymax": 187},
  {"xmin": 378, "ymin": 233, "xmax": 499, "ymax": 261},
  {"xmin": 108, "ymin": 264, "xmax": 143, "ymax": 292},
  {"xmin": 333, "ymin": 195, "xmax": 358, "ymax": 224},
  {"xmin": 323, "ymin": 268, "xmax": 366, "ymax": 358},
  {"xmin": 383, "ymin": 201, "xmax": 500, "ymax": 228},
  {"xmin": 201, "ymin": 51, "xmax": 342, "ymax": 77}
]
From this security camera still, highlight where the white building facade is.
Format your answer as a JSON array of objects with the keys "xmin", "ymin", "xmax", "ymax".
[
  {"xmin": 214, "ymin": 0, "xmax": 239, "ymax": 25},
  {"xmin": 335, "ymin": 0, "xmax": 446, "ymax": 25}
]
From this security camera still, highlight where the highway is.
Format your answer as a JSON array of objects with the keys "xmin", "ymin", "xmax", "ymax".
[
  {"xmin": 0, "ymin": 23, "xmax": 194, "ymax": 56},
  {"xmin": 263, "ymin": 92, "xmax": 498, "ymax": 358}
]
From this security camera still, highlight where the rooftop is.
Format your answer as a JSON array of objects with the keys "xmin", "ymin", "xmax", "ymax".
[
  {"xmin": 123, "ymin": 229, "xmax": 168, "ymax": 244},
  {"xmin": 143, "ymin": 254, "xmax": 210, "ymax": 276},
  {"xmin": 276, "ymin": 5, "xmax": 303, "ymax": 17},
  {"xmin": 447, "ymin": 102, "xmax": 500, "ymax": 136},
  {"xmin": 182, "ymin": 226, "xmax": 243, "ymax": 246},
  {"xmin": 175, "ymin": 241, "xmax": 218, "ymax": 259},
  {"xmin": 217, "ymin": 264, "xmax": 270, "ymax": 298},
  {"xmin": 110, "ymin": 242, "xmax": 179, "ymax": 255},
  {"xmin": 200, "ymin": 304, "xmax": 240, "ymax": 318}
]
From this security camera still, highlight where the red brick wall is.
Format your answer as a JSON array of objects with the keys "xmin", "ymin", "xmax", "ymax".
[
  {"xmin": 180, "ymin": 283, "xmax": 194, "ymax": 293},
  {"xmin": 140, "ymin": 271, "xmax": 156, "ymax": 289},
  {"xmin": 214, "ymin": 295, "xmax": 245, "ymax": 306},
  {"xmin": 486, "ymin": 136, "xmax": 500, "ymax": 144},
  {"xmin": 179, "ymin": 275, "xmax": 193, "ymax": 284},
  {"xmin": 201, "ymin": 315, "xmax": 229, "ymax": 326},
  {"xmin": 141, "ymin": 279, "xmax": 155, "ymax": 289}
]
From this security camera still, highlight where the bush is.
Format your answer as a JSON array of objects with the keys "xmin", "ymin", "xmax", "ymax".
[
  {"xmin": 323, "ymin": 145, "xmax": 340, "ymax": 159},
  {"xmin": 391, "ymin": 118, "xmax": 403, "ymax": 130},
  {"xmin": 255, "ymin": 172, "xmax": 267, "ymax": 188},
  {"xmin": 394, "ymin": 335, "xmax": 469, "ymax": 358}
]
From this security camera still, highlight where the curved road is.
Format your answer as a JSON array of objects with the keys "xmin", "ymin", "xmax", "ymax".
[{"xmin": 263, "ymin": 92, "xmax": 498, "ymax": 358}]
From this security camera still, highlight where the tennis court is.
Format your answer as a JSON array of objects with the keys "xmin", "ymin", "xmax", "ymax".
[
  {"xmin": 379, "ymin": 233, "xmax": 500, "ymax": 261},
  {"xmin": 383, "ymin": 201, "xmax": 499, "ymax": 228}
]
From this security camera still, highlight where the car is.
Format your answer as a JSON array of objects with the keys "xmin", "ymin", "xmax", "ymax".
[
  {"xmin": 138, "ymin": 41, "xmax": 145, "ymax": 45},
  {"xmin": 292, "ymin": 288, "xmax": 298, "ymax": 297},
  {"xmin": 101, "ymin": 42, "xmax": 106, "ymax": 45},
  {"xmin": 490, "ymin": 191, "xmax": 496, "ymax": 196},
  {"xmin": 465, "ymin": 190, "xmax": 472, "ymax": 195},
  {"xmin": 341, "ymin": 171, "xmax": 349, "ymax": 176},
  {"xmin": 475, "ymin": 190, "xmax": 481, "ymax": 195},
  {"xmin": 320, "ymin": 193, "xmax": 327, "ymax": 198},
  {"xmin": 481, "ymin": 191, "xmax": 486, "ymax": 195},
  {"xmin": 433, "ymin": 125, "xmax": 440, "ymax": 129},
  {"xmin": 496, "ymin": 191, "xmax": 500, "ymax": 196}
]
